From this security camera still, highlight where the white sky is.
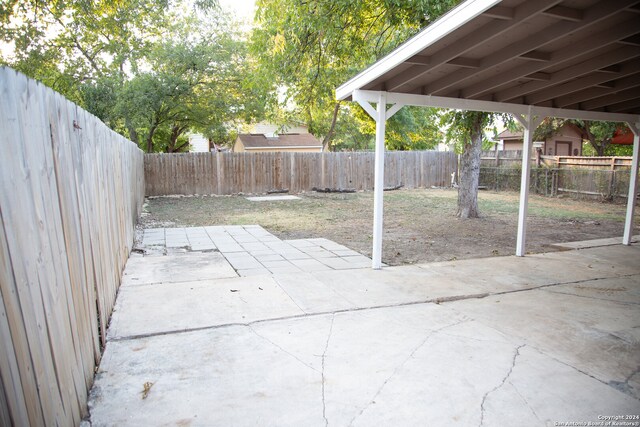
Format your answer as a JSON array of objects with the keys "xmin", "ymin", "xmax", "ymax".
[{"xmin": 219, "ymin": 0, "xmax": 256, "ymax": 25}]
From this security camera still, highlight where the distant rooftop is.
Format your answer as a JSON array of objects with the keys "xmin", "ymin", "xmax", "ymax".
[{"xmin": 237, "ymin": 133, "xmax": 323, "ymax": 148}]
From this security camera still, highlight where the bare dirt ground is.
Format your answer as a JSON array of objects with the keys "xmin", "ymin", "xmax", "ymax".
[{"xmin": 138, "ymin": 188, "xmax": 637, "ymax": 265}]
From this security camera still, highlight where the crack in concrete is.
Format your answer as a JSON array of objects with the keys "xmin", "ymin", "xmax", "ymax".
[
  {"xmin": 509, "ymin": 380, "xmax": 542, "ymax": 423},
  {"xmin": 109, "ymin": 273, "xmax": 640, "ymax": 343},
  {"xmin": 247, "ymin": 325, "xmax": 320, "ymax": 374},
  {"xmin": 272, "ymin": 276, "xmax": 308, "ymax": 314},
  {"xmin": 322, "ymin": 314, "xmax": 336, "ymax": 427},
  {"xmin": 545, "ymin": 289, "xmax": 640, "ymax": 306},
  {"xmin": 479, "ymin": 344, "xmax": 525, "ymax": 427},
  {"xmin": 348, "ymin": 318, "xmax": 469, "ymax": 427},
  {"xmin": 526, "ymin": 344, "xmax": 640, "ymax": 399}
]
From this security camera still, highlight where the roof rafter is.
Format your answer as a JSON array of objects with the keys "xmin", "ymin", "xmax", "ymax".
[
  {"xmin": 426, "ymin": 1, "xmax": 639, "ymax": 96},
  {"xmin": 482, "ymin": 5, "xmax": 513, "ymax": 19},
  {"xmin": 384, "ymin": 0, "xmax": 561, "ymax": 92},
  {"xmin": 542, "ymin": 5, "xmax": 583, "ymax": 21},
  {"xmin": 556, "ymin": 73, "xmax": 640, "ymax": 107},
  {"xmin": 519, "ymin": 51, "xmax": 551, "ymax": 62},
  {"xmin": 582, "ymin": 86, "xmax": 640, "ymax": 111},
  {"xmin": 523, "ymin": 52, "xmax": 640, "ymax": 105},
  {"xmin": 462, "ymin": 18, "xmax": 639, "ymax": 99},
  {"xmin": 607, "ymin": 98, "xmax": 640, "ymax": 113}
]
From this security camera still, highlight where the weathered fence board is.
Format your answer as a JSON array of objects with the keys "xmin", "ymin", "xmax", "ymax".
[
  {"xmin": 144, "ymin": 151, "xmax": 459, "ymax": 196},
  {"xmin": 0, "ymin": 68, "xmax": 144, "ymax": 425}
]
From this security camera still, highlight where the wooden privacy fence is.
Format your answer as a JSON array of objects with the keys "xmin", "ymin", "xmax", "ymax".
[
  {"xmin": 144, "ymin": 150, "xmax": 458, "ymax": 196},
  {"xmin": 541, "ymin": 155, "xmax": 632, "ymax": 170},
  {"xmin": 0, "ymin": 68, "xmax": 144, "ymax": 425}
]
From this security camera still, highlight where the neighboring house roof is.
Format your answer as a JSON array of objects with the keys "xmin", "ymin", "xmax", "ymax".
[
  {"xmin": 497, "ymin": 130, "xmax": 523, "ymax": 141},
  {"xmin": 612, "ymin": 126, "xmax": 634, "ymax": 145},
  {"xmin": 236, "ymin": 133, "xmax": 323, "ymax": 149},
  {"xmin": 498, "ymin": 123, "xmax": 583, "ymax": 141}
]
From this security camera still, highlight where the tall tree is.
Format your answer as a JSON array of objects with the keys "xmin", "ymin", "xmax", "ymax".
[
  {"xmin": 2, "ymin": 0, "xmax": 264, "ymax": 152},
  {"xmin": 1, "ymin": 0, "xmax": 172, "ymax": 99},
  {"xmin": 250, "ymin": 0, "xmax": 459, "ymax": 149}
]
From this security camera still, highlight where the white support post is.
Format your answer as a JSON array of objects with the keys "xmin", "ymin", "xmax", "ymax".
[
  {"xmin": 353, "ymin": 90, "xmax": 404, "ymax": 269},
  {"xmin": 623, "ymin": 121, "xmax": 640, "ymax": 245},
  {"xmin": 515, "ymin": 108, "xmax": 543, "ymax": 257},
  {"xmin": 372, "ymin": 92, "xmax": 387, "ymax": 269}
]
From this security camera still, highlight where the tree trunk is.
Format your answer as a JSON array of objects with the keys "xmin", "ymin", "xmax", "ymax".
[
  {"xmin": 146, "ymin": 124, "xmax": 158, "ymax": 153},
  {"xmin": 322, "ymin": 101, "xmax": 341, "ymax": 152},
  {"xmin": 125, "ymin": 118, "xmax": 139, "ymax": 146},
  {"xmin": 167, "ymin": 124, "xmax": 180, "ymax": 153},
  {"xmin": 584, "ymin": 121, "xmax": 606, "ymax": 156},
  {"xmin": 457, "ymin": 115, "xmax": 483, "ymax": 218}
]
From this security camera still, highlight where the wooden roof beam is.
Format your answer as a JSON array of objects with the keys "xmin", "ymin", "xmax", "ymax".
[
  {"xmin": 405, "ymin": 55, "xmax": 431, "ymax": 66},
  {"xmin": 482, "ymin": 5, "xmax": 514, "ymax": 19},
  {"xmin": 594, "ymin": 81, "xmax": 616, "ymax": 89},
  {"xmin": 582, "ymin": 86, "xmax": 640, "ymax": 110},
  {"xmin": 447, "ymin": 57, "xmax": 481, "ymax": 68},
  {"xmin": 619, "ymin": 34, "xmax": 640, "ymax": 46},
  {"xmin": 556, "ymin": 72, "xmax": 640, "ymax": 107},
  {"xmin": 524, "ymin": 72, "xmax": 551, "ymax": 81},
  {"xmin": 513, "ymin": 46, "xmax": 640, "ymax": 104},
  {"xmin": 599, "ymin": 65, "xmax": 621, "ymax": 73},
  {"xmin": 457, "ymin": 3, "xmax": 640, "ymax": 99},
  {"xmin": 607, "ymin": 98, "xmax": 640, "ymax": 113},
  {"xmin": 426, "ymin": 1, "xmax": 636, "ymax": 96},
  {"xmin": 519, "ymin": 51, "xmax": 551, "ymax": 62},
  {"xmin": 542, "ymin": 5, "xmax": 583, "ymax": 22},
  {"xmin": 384, "ymin": 0, "xmax": 562, "ymax": 92},
  {"xmin": 353, "ymin": 89, "xmax": 640, "ymax": 123},
  {"xmin": 525, "ymin": 58, "xmax": 640, "ymax": 105}
]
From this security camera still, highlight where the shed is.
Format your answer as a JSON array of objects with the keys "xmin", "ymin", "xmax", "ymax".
[
  {"xmin": 498, "ymin": 123, "xmax": 584, "ymax": 155},
  {"xmin": 336, "ymin": 0, "xmax": 640, "ymax": 269},
  {"xmin": 233, "ymin": 133, "xmax": 323, "ymax": 153}
]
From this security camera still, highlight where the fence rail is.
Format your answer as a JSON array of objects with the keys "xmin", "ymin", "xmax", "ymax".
[
  {"xmin": 144, "ymin": 151, "xmax": 459, "ymax": 196},
  {"xmin": 542, "ymin": 155, "xmax": 632, "ymax": 170},
  {"xmin": 0, "ymin": 68, "xmax": 144, "ymax": 425}
]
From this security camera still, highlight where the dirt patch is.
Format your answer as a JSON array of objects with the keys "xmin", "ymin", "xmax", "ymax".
[{"xmin": 139, "ymin": 189, "xmax": 636, "ymax": 265}]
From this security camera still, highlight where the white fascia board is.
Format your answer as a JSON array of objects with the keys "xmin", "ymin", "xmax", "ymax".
[
  {"xmin": 354, "ymin": 90, "xmax": 640, "ymax": 124},
  {"xmin": 335, "ymin": 0, "xmax": 501, "ymax": 101}
]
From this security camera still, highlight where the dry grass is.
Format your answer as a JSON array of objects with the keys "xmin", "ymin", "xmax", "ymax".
[{"xmin": 141, "ymin": 189, "xmax": 635, "ymax": 265}]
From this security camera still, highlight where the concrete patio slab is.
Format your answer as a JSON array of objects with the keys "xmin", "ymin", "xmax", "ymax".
[
  {"xmin": 121, "ymin": 252, "xmax": 237, "ymax": 286},
  {"xmin": 550, "ymin": 234, "xmax": 640, "ymax": 250},
  {"xmin": 90, "ymin": 301, "xmax": 639, "ymax": 426},
  {"xmin": 108, "ymin": 275, "xmax": 305, "ymax": 340},
  {"xmin": 449, "ymin": 280, "xmax": 640, "ymax": 400},
  {"xmin": 89, "ymin": 242, "xmax": 640, "ymax": 426}
]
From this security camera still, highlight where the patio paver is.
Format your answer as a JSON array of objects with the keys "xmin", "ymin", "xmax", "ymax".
[{"xmin": 136, "ymin": 225, "xmax": 376, "ymax": 275}]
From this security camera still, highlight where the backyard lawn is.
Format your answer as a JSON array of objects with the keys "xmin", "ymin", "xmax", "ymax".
[{"xmin": 139, "ymin": 189, "xmax": 637, "ymax": 265}]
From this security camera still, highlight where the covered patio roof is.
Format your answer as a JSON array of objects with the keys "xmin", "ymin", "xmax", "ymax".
[{"xmin": 336, "ymin": 0, "xmax": 640, "ymax": 269}]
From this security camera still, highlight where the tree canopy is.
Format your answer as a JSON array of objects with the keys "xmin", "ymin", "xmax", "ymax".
[
  {"xmin": 1, "ymin": 0, "xmax": 264, "ymax": 152},
  {"xmin": 250, "ymin": 0, "xmax": 459, "ymax": 150}
]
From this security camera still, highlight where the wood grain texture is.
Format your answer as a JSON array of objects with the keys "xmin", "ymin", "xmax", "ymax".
[
  {"xmin": 144, "ymin": 151, "xmax": 459, "ymax": 196},
  {"xmin": 0, "ymin": 67, "xmax": 144, "ymax": 425}
]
